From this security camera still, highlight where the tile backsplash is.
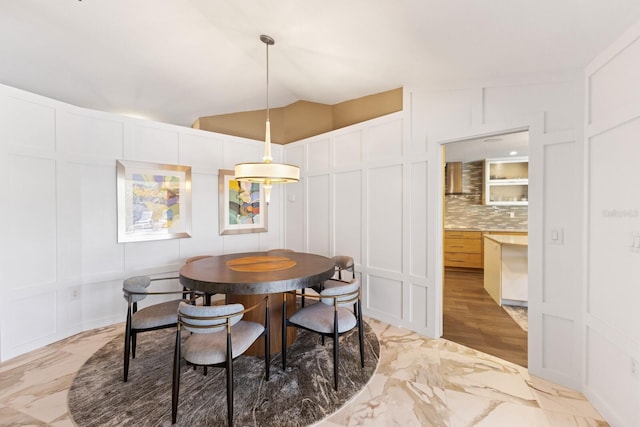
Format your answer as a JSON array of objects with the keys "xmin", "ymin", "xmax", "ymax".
[{"xmin": 445, "ymin": 160, "xmax": 528, "ymax": 231}]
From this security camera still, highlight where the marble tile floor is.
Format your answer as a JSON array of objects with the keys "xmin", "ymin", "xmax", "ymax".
[
  {"xmin": 0, "ymin": 319, "xmax": 608, "ymax": 427},
  {"xmin": 502, "ymin": 305, "xmax": 529, "ymax": 332}
]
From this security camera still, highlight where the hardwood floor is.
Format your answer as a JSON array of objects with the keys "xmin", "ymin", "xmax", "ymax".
[{"xmin": 443, "ymin": 267, "xmax": 528, "ymax": 367}]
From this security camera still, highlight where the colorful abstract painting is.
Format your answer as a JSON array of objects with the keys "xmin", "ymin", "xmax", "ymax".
[
  {"xmin": 228, "ymin": 179, "xmax": 261, "ymax": 225},
  {"xmin": 117, "ymin": 161, "xmax": 192, "ymax": 242},
  {"xmin": 219, "ymin": 169, "xmax": 268, "ymax": 235},
  {"xmin": 130, "ymin": 172, "xmax": 181, "ymax": 231}
]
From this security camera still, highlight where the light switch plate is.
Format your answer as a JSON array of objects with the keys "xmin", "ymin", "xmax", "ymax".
[
  {"xmin": 630, "ymin": 232, "xmax": 640, "ymax": 253},
  {"xmin": 549, "ymin": 227, "xmax": 564, "ymax": 245}
]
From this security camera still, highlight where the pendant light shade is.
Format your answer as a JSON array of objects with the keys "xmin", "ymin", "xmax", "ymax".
[{"xmin": 234, "ymin": 34, "xmax": 300, "ymax": 203}]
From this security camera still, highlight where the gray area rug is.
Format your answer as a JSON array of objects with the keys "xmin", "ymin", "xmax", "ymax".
[{"xmin": 69, "ymin": 322, "xmax": 379, "ymax": 426}]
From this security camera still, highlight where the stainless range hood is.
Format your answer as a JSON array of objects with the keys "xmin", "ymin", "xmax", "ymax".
[{"xmin": 445, "ymin": 162, "xmax": 463, "ymax": 194}]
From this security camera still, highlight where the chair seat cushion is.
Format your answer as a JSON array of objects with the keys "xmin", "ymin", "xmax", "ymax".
[
  {"xmin": 131, "ymin": 299, "xmax": 182, "ymax": 330},
  {"xmin": 182, "ymin": 321, "xmax": 265, "ymax": 365},
  {"xmin": 288, "ymin": 302, "xmax": 356, "ymax": 334}
]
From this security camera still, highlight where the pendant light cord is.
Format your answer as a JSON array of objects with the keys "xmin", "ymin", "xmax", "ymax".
[{"xmin": 265, "ymin": 38, "xmax": 270, "ymax": 122}]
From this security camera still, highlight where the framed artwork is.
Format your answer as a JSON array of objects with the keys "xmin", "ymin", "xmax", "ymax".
[
  {"xmin": 218, "ymin": 169, "xmax": 268, "ymax": 235},
  {"xmin": 116, "ymin": 160, "xmax": 192, "ymax": 243}
]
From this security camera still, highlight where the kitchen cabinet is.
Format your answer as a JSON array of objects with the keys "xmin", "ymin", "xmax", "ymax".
[
  {"xmin": 444, "ymin": 230, "xmax": 482, "ymax": 268},
  {"xmin": 483, "ymin": 234, "xmax": 528, "ymax": 306},
  {"xmin": 484, "ymin": 157, "xmax": 528, "ymax": 206}
]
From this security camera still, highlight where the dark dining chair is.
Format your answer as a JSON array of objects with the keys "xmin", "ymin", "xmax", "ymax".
[
  {"xmin": 332, "ymin": 255, "xmax": 355, "ymax": 281},
  {"xmin": 282, "ymin": 278, "xmax": 364, "ymax": 390},
  {"xmin": 172, "ymin": 297, "xmax": 270, "ymax": 426},
  {"xmin": 122, "ymin": 275, "xmax": 195, "ymax": 382},
  {"xmin": 185, "ymin": 255, "xmax": 215, "ymax": 304},
  {"xmin": 312, "ymin": 255, "xmax": 355, "ymax": 293}
]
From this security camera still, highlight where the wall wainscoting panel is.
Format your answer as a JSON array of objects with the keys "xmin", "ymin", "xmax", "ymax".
[
  {"xmin": 57, "ymin": 111, "xmax": 124, "ymax": 158},
  {"xmin": 367, "ymin": 275, "xmax": 403, "ymax": 320},
  {"xmin": 542, "ymin": 141, "xmax": 581, "ymax": 306},
  {"xmin": 80, "ymin": 162, "xmax": 123, "ymax": 276},
  {"xmin": 587, "ymin": 117, "xmax": 640, "ymax": 339},
  {"xmin": 3, "ymin": 290, "xmax": 57, "ymax": 349},
  {"xmin": 3, "ymin": 95, "xmax": 56, "ymax": 151},
  {"xmin": 0, "ymin": 83, "xmax": 280, "ymax": 362},
  {"xmin": 484, "ymin": 81, "xmax": 580, "ymax": 133},
  {"xmin": 366, "ymin": 119, "xmax": 403, "ymax": 161},
  {"xmin": 125, "ymin": 124, "xmax": 180, "ymax": 164},
  {"xmin": 368, "ymin": 164, "xmax": 403, "ymax": 273},
  {"xmin": 583, "ymin": 19, "xmax": 640, "ymax": 427},
  {"xmin": 285, "ymin": 112, "xmax": 431, "ymax": 334},
  {"xmin": 409, "ymin": 160, "xmax": 428, "ymax": 279},
  {"xmin": 409, "ymin": 282, "xmax": 429, "ymax": 329},
  {"xmin": 408, "ymin": 73, "xmax": 585, "ymax": 386},
  {"xmin": 307, "ymin": 137, "xmax": 331, "ymax": 172},
  {"xmin": 178, "ymin": 132, "xmax": 223, "ymax": 173},
  {"xmin": 6, "ymin": 154, "xmax": 57, "ymax": 288},
  {"xmin": 334, "ymin": 170, "xmax": 362, "ymax": 264},
  {"xmin": 541, "ymin": 313, "xmax": 575, "ymax": 378},
  {"xmin": 333, "ymin": 129, "xmax": 362, "ymax": 167},
  {"xmin": 307, "ymin": 174, "xmax": 331, "ymax": 256},
  {"xmin": 585, "ymin": 324, "xmax": 637, "ymax": 427},
  {"xmin": 589, "ymin": 35, "xmax": 640, "ymax": 125}
]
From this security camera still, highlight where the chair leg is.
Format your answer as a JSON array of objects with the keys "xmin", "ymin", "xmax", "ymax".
[
  {"xmin": 301, "ymin": 288, "xmax": 305, "ymax": 307},
  {"xmin": 226, "ymin": 332, "xmax": 234, "ymax": 427},
  {"xmin": 281, "ymin": 295, "xmax": 287, "ymax": 370},
  {"xmin": 333, "ymin": 309, "xmax": 339, "ymax": 390},
  {"xmin": 131, "ymin": 332, "xmax": 137, "ymax": 359},
  {"xmin": 171, "ymin": 329, "xmax": 181, "ymax": 424},
  {"xmin": 123, "ymin": 308, "xmax": 132, "ymax": 382},
  {"xmin": 357, "ymin": 300, "xmax": 365, "ymax": 368},
  {"xmin": 265, "ymin": 303, "xmax": 270, "ymax": 380}
]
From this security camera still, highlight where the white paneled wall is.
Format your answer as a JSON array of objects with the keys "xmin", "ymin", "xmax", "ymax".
[
  {"xmin": 368, "ymin": 165, "xmax": 403, "ymax": 272},
  {"xmin": 408, "ymin": 75, "xmax": 584, "ymax": 391},
  {"xmin": 285, "ymin": 113, "xmax": 433, "ymax": 335},
  {"xmin": 0, "ymin": 84, "xmax": 283, "ymax": 361},
  {"xmin": 334, "ymin": 170, "xmax": 362, "ymax": 264},
  {"xmin": 583, "ymin": 20, "xmax": 640, "ymax": 427}
]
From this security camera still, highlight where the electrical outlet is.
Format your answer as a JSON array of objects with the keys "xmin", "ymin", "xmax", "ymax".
[
  {"xmin": 509, "ymin": 211, "xmax": 515, "ymax": 219},
  {"xmin": 70, "ymin": 286, "xmax": 82, "ymax": 301},
  {"xmin": 631, "ymin": 358, "xmax": 639, "ymax": 380}
]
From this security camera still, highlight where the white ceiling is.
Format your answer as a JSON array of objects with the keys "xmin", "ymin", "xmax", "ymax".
[
  {"xmin": 444, "ymin": 131, "xmax": 529, "ymax": 163},
  {"xmin": 2, "ymin": 0, "xmax": 640, "ymax": 127}
]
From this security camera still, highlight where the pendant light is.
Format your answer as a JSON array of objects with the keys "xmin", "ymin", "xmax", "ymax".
[{"xmin": 234, "ymin": 34, "xmax": 300, "ymax": 204}]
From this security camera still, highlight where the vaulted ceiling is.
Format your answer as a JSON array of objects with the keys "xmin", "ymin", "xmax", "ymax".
[{"xmin": 2, "ymin": 0, "xmax": 640, "ymax": 127}]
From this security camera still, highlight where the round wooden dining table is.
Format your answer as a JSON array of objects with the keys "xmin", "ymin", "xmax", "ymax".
[{"xmin": 179, "ymin": 251, "xmax": 336, "ymax": 356}]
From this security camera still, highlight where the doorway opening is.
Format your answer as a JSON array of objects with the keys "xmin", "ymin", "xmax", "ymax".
[{"xmin": 442, "ymin": 130, "xmax": 529, "ymax": 367}]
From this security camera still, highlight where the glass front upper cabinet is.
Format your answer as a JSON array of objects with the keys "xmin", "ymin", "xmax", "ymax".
[{"xmin": 484, "ymin": 157, "xmax": 528, "ymax": 206}]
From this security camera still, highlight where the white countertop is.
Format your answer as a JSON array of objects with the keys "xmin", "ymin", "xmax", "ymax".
[{"xmin": 484, "ymin": 234, "xmax": 528, "ymax": 246}]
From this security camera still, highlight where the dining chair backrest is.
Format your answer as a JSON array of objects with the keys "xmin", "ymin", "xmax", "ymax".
[
  {"xmin": 320, "ymin": 279, "xmax": 360, "ymax": 308},
  {"xmin": 122, "ymin": 275, "xmax": 152, "ymax": 303},
  {"xmin": 332, "ymin": 255, "xmax": 355, "ymax": 280},
  {"xmin": 178, "ymin": 302, "xmax": 244, "ymax": 334}
]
